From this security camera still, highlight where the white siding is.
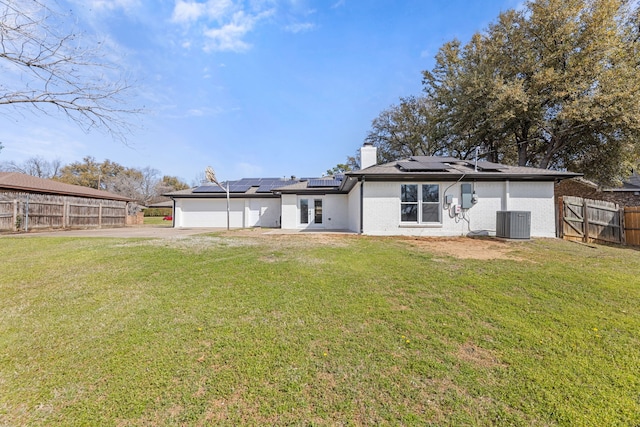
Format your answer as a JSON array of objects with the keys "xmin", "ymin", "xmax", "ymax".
[
  {"xmin": 247, "ymin": 198, "xmax": 281, "ymax": 228},
  {"xmin": 281, "ymin": 194, "xmax": 349, "ymax": 230},
  {"xmin": 507, "ymin": 181, "xmax": 556, "ymax": 237},
  {"xmin": 175, "ymin": 198, "xmax": 280, "ymax": 228},
  {"xmin": 347, "ymin": 181, "xmax": 361, "ymax": 233},
  {"xmin": 280, "ymin": 194, "xmax": 297, "ymax": 229},
  {"xmin": 359, "ymin": 180, "xmax": 556, "ymax": 237},
  {"xmin": 467, "ymin": 182, "xmax": 504, "ymax": 233},
  {"xmin": 324, "ymin": 194, "xmax": 348, "ymax": 230}
]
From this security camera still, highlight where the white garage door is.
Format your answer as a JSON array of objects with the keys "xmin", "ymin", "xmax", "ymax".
[{"xmin": 177, "ymin": 199, "xmax": 244, "ymax": 228}]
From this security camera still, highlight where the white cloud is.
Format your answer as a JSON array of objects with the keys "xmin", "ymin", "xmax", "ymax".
[
  {"xmin": 284, "ymin": 22, "xmax": 316, "ymax": 33},
  {"xmin": 171, "ymin": 0, "xmax": 206, "ymax": 23},
  {"xmin": 169, "ymin": 1, "xmax": 275, "ymax": 53},
  {"xmin": 331, "ymin": 0, "xmax": 345, "ymax": 9},
  {"xmin": 84, "ymin": 0, "xmax": 141, "ymax": 12},
  {"xmin": 203, "ymin": 10, "xmax": 273, "ymax": 52},
  {"xmin": 171, "ymin": 0, "xmax": 234, "ymax": 24},
  {"xmin": 205, "ymin": 0, "xmax": 235, "ymax": 20},
  {"xmin": 204, "ymin": 22, "xmax": 252, "ymax": 51},
  {"xmin": 162, "ymin": 106, "xmax": 229, "ymax": 119}
]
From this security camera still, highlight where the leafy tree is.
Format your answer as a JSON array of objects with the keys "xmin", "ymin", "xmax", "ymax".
[
  {"xmin": 326, "ymin": 157, "xmax": 358, "ymax": 176},
  {"xmin": 422, "ymin": 0, "xmax": 640, "ymax": 184},
  {"xmin": 56, "ymin": 158, "xmax": 186, "ymax": 205},
  {"xmin": 56, "ymin": 156, "xmax": 125, "ymax": 190},
  {"xmin": 159, "ymin": 175, "xmax": 190, "ymax": 192},
  {"xmin": 0, "ymin": 0, "xmax": 139, "ymax": 141},
  {"xmin": 364, "ymin": 96, "xmax": 443, "ymax": 163}
]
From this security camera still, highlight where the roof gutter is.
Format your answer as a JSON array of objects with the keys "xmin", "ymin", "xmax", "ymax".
[{"xmin": 346, "ymin": 172, "xmax": 581, "ymax": 182}]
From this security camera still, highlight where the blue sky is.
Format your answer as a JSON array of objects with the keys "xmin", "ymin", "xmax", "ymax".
[{"xmin": 0, "ymin": 0, "xmax": 521, "ymax": 184}]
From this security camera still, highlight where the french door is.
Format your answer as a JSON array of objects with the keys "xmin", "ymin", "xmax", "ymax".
[{"xmin": 300, "ymin": 198, "xmax": 323, "ymax": 227}]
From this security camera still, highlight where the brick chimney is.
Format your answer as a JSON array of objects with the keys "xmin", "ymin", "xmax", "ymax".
[{"xmin": 360, "ymin": 142, "xmax": 377, "ymax": 170}]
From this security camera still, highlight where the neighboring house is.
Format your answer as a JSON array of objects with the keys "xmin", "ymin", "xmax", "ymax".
[
  {"xmin": 167, "ymin": 144, "xmax": 580, "ymax": 237},
  {"xmin": 555, "ymin": 173, "xmax": 640, "ymax": 207},
  {"xmin": 0, "ymin": 172, "xmax": 132, "ymax": 231},
  {"xmin": 0, "ymin": 172, "xmax": 131, "ymax": 201},
  {"xmin": 147, "ymin": 200, "xmax": 174, "ymax": 209}
]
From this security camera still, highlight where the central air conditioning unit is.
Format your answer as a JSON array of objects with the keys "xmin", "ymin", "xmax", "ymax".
[{"xmin": 496, "ymin": 211, "xmax": 531, "ymax": 239}]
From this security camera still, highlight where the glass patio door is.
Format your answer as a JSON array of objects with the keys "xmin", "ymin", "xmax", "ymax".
[{"xmin": 300, "ymin": 198, "xmax": 323, "ymax": 227}]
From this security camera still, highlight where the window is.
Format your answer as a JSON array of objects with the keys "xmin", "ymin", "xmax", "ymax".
[
  {"xmin": 401, "ymin": 184, "xmax": 418, "ymax": 222},
  {"xmin": 400, "ymin": 184, "xmax": 441, "ymax": 224},
  {"xmin": 300, "ymin": 199, "xmax": 309, "ymax": 224},
  {"xmin": 314, "ymin": 199, "xmax": 323, "ymax": 224},
  {"xmin": 422, "ymin": 184, "xmax": 440, "ymax": 223}
]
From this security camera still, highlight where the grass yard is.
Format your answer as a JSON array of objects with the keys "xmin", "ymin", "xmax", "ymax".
[
  {"xmin": 0, "ymin": 233, "xmax": 638, "ymax": 426},
  {"xmin": 142, "ymin": 216, "xmax": 173, "ymax": 226}
]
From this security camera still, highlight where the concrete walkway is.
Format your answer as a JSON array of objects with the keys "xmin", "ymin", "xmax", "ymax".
[
  {"xmin": 1, "ymin": 226, "xmax": 224, "ymax": 238},
  {"xmin": 1, "ymin": 226, "xmax": 356, "ymax": 238}
]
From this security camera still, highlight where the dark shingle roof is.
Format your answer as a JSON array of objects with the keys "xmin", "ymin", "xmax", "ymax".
[
  {"xmin": 348, "ymin": 157, "xmax": 581, "ymax": 181},
  {"xmin": 0, "ymin": 172, "xmax": 131, "ymax": 201},
  {"xmin": 622, "ymin": 174, "xmax": 640, "ymax": 189},
  {"xmin": 169, "ymin": 176, "xmax": 345, "ymax": 197}
]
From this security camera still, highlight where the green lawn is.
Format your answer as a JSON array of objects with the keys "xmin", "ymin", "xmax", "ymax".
[
  {"xmin": 1, "ymin": 233, "xmax": 638, "ymax": 426},
  {"xmin": 142, "ymin": 216, "xmax": 172, "ymax": 226}
]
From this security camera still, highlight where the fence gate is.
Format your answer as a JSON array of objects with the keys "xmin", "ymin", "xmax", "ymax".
[
  {"xmin": 559, "ymin": 196, "xmax": 624, "ymax": 245},
  {"xmin": 625, "ymin": 207, "xmax": 640, "ymax": 246},
  {"xmin": 560, "ymin": 196, "xmax": 585, "ymax": 242}
]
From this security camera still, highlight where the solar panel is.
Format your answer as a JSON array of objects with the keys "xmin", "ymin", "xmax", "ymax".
[
  {"xmin": 192, "ymin": 185, "xmax": 225, "ymax": 193},
  {"xmin": 397, "ymin": 161, "xmax": 450, "ymax": 172},
  {"xmin": 475, "ymin": 161, "xmax": 508, "ymax": 171},
  {"xmin": 236, "ymin": 178, "xmax": 262, "ymax": 186},
  {"xmin": 256, "ymin": 179, "xmax": 299, "ymax": 193},
  {"xmin": 227, "ymin": 184, "xmax": 252, "ymax": 192},
  {"xmin": 192, "ymin": 181, "xmax": 251, "ymax": 193},
  {"xmin": 308, "ymin": 179, "xmax": 341, "ymax": 187},
  {"xmin": 410, "ymin": 156, "xmax": 459, "ymax": 163}
]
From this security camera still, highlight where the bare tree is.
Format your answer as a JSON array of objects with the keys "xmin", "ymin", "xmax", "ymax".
[
  {"xmin": 0, "ymin": 156, "xmax": 61, "ymax": 178},
  {"xmin": 0, "ymin": 0, "xmax": 140, "ymax": 142}
]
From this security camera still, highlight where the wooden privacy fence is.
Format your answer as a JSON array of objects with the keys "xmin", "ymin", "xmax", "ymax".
[
  {"xmin": 0, "ymin": 192, "xmax": 129, "ymax": 232},
  {"xmin": 625, "ymin": 207, "xmax": 640, "ymax": 246},
  {"xmin": 558, "ymin": 196, "xmax": 640, "ymax": 246}
]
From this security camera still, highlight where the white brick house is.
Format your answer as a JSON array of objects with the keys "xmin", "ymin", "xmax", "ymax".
[{"xmin": 167, "ymin": 144, "xmax": 580, "ymax": 238}]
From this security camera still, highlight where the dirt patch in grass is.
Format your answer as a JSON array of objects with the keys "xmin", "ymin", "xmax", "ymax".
[
  {"xmin": 225, "ymin": 229, "xmax": 521, "ymax": 260},
  {"xmin": 400, "ymin": 237, "xmax": 523, "ymax": 260},
  {"xmin": 227, "ymin": 231, "xmax": 524, "ymax": 260},
  {"xmin": 456, "ymin": 342, "xmax": 506, "ymax": 369}
]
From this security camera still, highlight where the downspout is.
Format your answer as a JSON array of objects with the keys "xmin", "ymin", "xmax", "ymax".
[
  {"xmin": 359, "ymin": 176, "xmax": 365, "ymax": 234},
  {"xmin": 503, "ymin": 180, "xmax": 510, "ymax": 211},
  {"xmin": 171, "ymin": 197, "xmax": 176, "ymax": 228}
]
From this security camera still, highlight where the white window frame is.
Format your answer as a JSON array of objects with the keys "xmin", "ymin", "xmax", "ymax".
[{"xmin": 400, "ymin": 183, "xmax": 441, "ymax": 224}]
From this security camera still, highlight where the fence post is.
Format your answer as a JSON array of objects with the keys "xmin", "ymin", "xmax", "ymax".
[
  {"xmin": 12, "ymin": 199, "xmax": 18, "ymax": 232},
  {"xmin": 24, "ymin": 194, "xmax": 29, "ymax": 232},
  {"xmin": 63, "ymin": 199, "xmax": 68, "ymax": 228},
  {"xmin": 99, "ymin": 203, "xmax": 103, "ymax": 228},
  {"xmin": 582, "ymin": 199, "xmax": 590, "ymax": 243},
  {"xmin": 557, "ymin": 196, "xmax": 564, "ymax": 239},
  {"xmin": 620, "ymin": 207, "xmax": 627, "ymax": 245}
]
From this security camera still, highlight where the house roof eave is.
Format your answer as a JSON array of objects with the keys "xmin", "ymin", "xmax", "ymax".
[{"xmin": 346, "ymin": 171, "xmax": 582, "ymax": 182}]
